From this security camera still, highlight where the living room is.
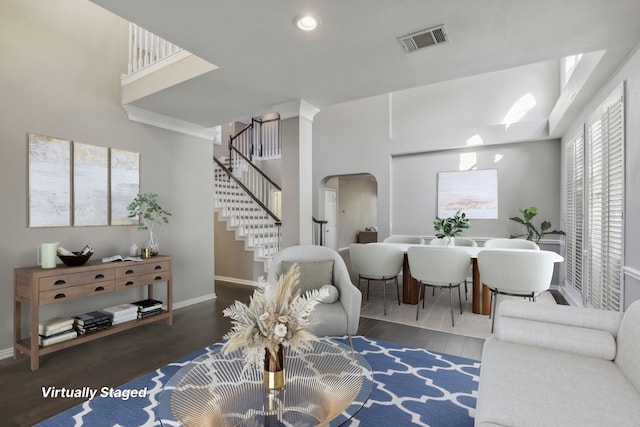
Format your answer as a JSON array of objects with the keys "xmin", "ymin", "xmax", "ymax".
[{"xmin": 2, "ymin": 0, "xmax": 640, "ymax": 425}]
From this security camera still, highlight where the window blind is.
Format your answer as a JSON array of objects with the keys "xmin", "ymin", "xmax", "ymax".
[
  {"xmin": 564, "ymin": 127, "xmax": 584, "ymax": 295},
  {"xmin": 585, "ymin": 89, "xmax": 624, "ymax": 311}
]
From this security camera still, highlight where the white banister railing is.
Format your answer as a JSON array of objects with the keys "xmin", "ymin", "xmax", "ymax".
[{"xmin": 128, "ymin": 23, "xmax": 183, "ymax": 74}]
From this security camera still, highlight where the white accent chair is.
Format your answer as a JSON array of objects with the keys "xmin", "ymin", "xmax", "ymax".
[
  {"xmin": 429, "ymin": 237, "xmax": 477, "ymax": 300},
  {"xmin": 477, "ymin": 249, "xmax": 556, "ymax": 332},
  {"xmin": 267, "ymin": 245, "xmax": 362, "ymax": 336},
  {"xmin": 349, "ymin": 243, "xmax": 404, "ymax": 316},
  {"xmin": 383, "ymin": 235, "xmax": 425, "ymax": 244},
  {"xmin": 483, "ymin": 238, "xmax": 539, "ymax": 250},
  {"xmin": 407, "ymin": 246, "xmax": 471, "ymax": 326}
]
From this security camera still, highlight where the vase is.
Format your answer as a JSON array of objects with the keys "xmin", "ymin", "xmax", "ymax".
[
  {"xmin": 144, "ymin": 231, "xmax": 159, "ymax": 256},
  {"xmin": 444, "ymin": 236, "xmax": 455, "ymax": 247},
  {"xmin": 264, "ymin": 346, "xmax": 285, "ymax": 390}
]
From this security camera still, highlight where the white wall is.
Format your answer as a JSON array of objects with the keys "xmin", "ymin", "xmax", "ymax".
[
  {"xmin": 561, "ymin": 43, "xmax": 640, "ymax": 309},
  {"xmin": 313, "ymin": 60, "xmax": 562, "ymax": 242},
  {"xmin": 0, "ymin": 0, "xmax": 215, "ymax": 353}
]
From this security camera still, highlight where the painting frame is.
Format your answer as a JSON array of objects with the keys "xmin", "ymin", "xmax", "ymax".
[
  {"xmin": 437, "ymin": 169, "xmax": 498, "ymax": 219},
  {"xmin": 110, "ymin": 148, "xmax": 140, "ymax": 226},
  {"xmin": 28, "ymin": 133, "xmax": 72, "ymax": 227},
  {"xmin": 73, "ymin": 141, "xmax": 109, "ymax": 226}
]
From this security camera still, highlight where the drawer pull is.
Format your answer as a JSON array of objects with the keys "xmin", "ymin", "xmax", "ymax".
[
  {"xmin": 154, "ymin": 276, "xmax": 162, "ymax": 281},
  {"xmin": 95, "ymin": 274, "xmax": 105, "ymax": 279},
  {"xmin": 125, "ymin": 269, "xmax": 135, "ymax": 275},
  {"xmin": 54, "ymin": 293, "xmax": 66, "ymax": 299},
  {"xmin": 154, "ymin": 265, "xmax": 162, "ymax": 270},
  {"xmin": 125, "ymin": 281, "xmax": 134, "ymax": 286},
  {"xmin": 54, "ymin": 280, "xmax": 66, "ymax": 285},
  {"xmin": 94, "ymin": 286, "xmax": 105, "ymax": 292}
]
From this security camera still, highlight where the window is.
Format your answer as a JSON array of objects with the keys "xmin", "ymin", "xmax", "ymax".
[
  {"xmin": 564, "ymin": 127, "xmax": 584, "ymax": 295},
  {"xmin": 565, "ymin": 84, "xmax": 624, "ymax": 311}
]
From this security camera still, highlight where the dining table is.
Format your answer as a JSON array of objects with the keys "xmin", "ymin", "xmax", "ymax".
[{"xmin": 372, "ymin": 243, "xmax": 564, "ymax": 315}]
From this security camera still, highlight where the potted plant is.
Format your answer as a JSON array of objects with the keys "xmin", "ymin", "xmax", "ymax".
[
  {"xmin": 509, "ymin": 206, "xmax": 564, "ymax": 243},
  {"xmin": 433, "ymin": 210, "xmax": 470, "ymax": 247},
  {"xmin": 127, "ymin": 192, "xmax": 172, "ymax": 255}
]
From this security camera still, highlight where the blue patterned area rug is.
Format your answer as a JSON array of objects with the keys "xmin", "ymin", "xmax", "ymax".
[{"xmin": 35, "ymin": 336, "xmax": 480, "ymax": 427}]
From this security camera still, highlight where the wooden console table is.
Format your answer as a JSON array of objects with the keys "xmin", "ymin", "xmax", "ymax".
[{"xmin": 14, "ymin": 255, "xmax": 172, "ymax": 370}]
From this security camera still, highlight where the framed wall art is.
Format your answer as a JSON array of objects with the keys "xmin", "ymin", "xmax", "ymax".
[
  {"xmin": 28, "ymin": 133, "xmax": 72, "ymax": 227},
  {"xmin": 110, "ymin": 148, "xmax": 140, "ymax": 225},
  {"xmin": 437, "ymin": 169, "xmax": 498, "ymax": 219},
  {"xmin": 73, "ymin": 142, "xmax": 109, "ymax": 226}
]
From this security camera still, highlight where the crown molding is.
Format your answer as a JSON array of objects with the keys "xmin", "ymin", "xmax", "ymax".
[
  {"xmin": 274, "ymin": 99, "xmax": 320, "ymax": 122},
  {"xmin": 123, "ymin": 105, "xmax": 217, "ymax": 140}
]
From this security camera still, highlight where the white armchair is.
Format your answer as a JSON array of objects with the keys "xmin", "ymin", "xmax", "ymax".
[{"xmin": 267, "ymin": 245, "xmax": 362, "ymax": 336}]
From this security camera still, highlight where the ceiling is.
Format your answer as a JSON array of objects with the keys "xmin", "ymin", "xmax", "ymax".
[{"xmin": 90, "ymin": 0, "xmax": 640, "ymax": 132}]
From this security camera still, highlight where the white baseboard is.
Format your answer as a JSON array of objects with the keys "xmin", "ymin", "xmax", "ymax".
[
  {"xmin": 0, "ymin": 293, "xmax": 218, "ymax": 361},
  {"xmin": 215, "ymin": 275, "xmax": 260, "ymax": 287}
]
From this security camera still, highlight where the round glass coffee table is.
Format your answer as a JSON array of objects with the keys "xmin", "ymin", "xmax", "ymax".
[{"xmin": 156, "ymin": 339, "xmax": 372, "ymax": 426}]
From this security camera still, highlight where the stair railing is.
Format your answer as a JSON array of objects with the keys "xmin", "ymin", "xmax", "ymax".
[
  {"xmin": 312, "ymin": 217, "xmax": 328, "ymax": 246},
  {"xmin": 228, "ymin": 116, "xmax": 280, "ymax": 168},
  {"xmin": 127, "ymin": 23, "xmax": 183, "ymax": 74},
  {"xmin": 214, "ymin": 157, "xmax": 282, "ymax": 253}
]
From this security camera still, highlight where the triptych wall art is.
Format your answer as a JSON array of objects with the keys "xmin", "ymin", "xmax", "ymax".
[{"xmin": 28, "ymin": 133, "xmax": 140, "ymax": 228}]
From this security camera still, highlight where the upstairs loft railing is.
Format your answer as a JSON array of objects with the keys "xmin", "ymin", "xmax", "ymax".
[
  {"xmin": 228, "ymin": 116, "xmax": 280, "ymax": 168},
  {"xmin": 127, "ymin": 23, "xmax": 183, "ymax": 74},
  {"xmin": 215, "ymin": 157, "xmax": 282, "ymax": 253}
]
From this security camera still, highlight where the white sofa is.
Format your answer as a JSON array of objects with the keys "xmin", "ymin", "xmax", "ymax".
[{"xmin": 475, "ymin": 299, "xmax": 640, "ymax": 427}]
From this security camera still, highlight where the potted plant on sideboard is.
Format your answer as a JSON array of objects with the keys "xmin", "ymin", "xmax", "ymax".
[{"xmin": 127, "ymin": 192, "xmax": 172, "ymax": 256}]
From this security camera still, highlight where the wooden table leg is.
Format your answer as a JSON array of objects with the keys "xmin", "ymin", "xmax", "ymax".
[
  {"xmin": 401, "ymin": 254, "xmax": 419, "ymax": 305},
  {"xmin": 472, "ymin": 258, "xmax": 491, "ymax": 315},
  {"xmin": 472, "ymin": 258, "xmax": 481, "ymax": 314}
]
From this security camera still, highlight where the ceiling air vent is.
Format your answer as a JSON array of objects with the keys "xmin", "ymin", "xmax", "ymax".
[{"xmin": 397, "ymin": 25, "xmax": 448, "ymax": 53}]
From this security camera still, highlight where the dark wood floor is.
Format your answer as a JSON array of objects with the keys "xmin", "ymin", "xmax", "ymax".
[{"xmin": 0, "ymin": 281, "xmax": 484, "ymax": 427}]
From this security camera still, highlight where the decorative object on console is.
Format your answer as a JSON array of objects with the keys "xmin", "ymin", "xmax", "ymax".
[
  {"xmin": 433, "ymin": 210, "xmax": 470, "ymax": 247},
  {"xmin": 127, "ymin": 192, "xmax": 172, "ymax": 256},
  {"xmin": 509, "ymin": 206, "xmax": 565, "ymax": 243},
  {"xmin": 221, "ymin": 263, "xmax": 328, "ymax": 390},
  {"xmin": 57, "ymin": 245, "xmax": 93, "ymax": 266}
]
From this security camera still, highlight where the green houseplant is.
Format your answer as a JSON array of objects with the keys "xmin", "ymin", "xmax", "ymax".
[
  {"xmin": 433, "ymin": 210, "xmax": 470, "ymax": 246},
  {"xmin": 509, "ymin": 206, "xmax": 564, "ymax": 243},
  {"xmin": 127, "ymin": 192, "xmax": 172, "ymax": 255}
]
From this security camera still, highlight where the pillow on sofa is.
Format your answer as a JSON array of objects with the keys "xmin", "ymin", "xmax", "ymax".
[
  {"xmin": 319, "ymin": 284, "xmax": 339, "ymax": 304},
  {"xmin": 281, "ymin": 260, "xmax": 334, "ymax": 294}
]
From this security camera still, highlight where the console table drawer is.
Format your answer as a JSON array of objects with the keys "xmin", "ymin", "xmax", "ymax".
[
  {"xmin": 115, "ymin": 261, "xmax": 170, "ymax": 279},
  {"xmin": 40, "ymin": 281, "xmax": 115, "ymax": 305},
  {"xmin": 39, "ymin": 269, "xmax": 115, "ymax": 291},
  {"xmin": 116, "ymin": 272, "xmax": 170, "ymax": 290}
]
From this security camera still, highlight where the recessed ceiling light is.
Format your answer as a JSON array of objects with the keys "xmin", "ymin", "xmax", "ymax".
[{"xmin": 295, "ymin": 15, "xmax": 320, "ymax": 31}]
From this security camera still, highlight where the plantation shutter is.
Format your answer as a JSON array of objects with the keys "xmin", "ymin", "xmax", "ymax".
[
  {"xmin": 585, "ymin": 86, "xmax": 624, "ymax": 311},
  {"xmin": 564, "ymin": 128, "xmax": 584, "ymax": 294}
]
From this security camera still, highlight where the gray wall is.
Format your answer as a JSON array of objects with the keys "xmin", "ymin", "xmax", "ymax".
[
  {"xmin": 0, "ymin": 0, "xmax": 215, "ymax": 353},
  {"xmin": 313, "ymin": 60, "xmax": 561, "ymax": 243}
]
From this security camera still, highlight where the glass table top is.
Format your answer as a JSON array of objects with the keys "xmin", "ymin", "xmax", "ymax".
[{"xmin": 156, "ymin": 338, "xmax": 373, "ymax": 426}]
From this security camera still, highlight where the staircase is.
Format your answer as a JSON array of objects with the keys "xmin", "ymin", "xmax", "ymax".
[{"xmin": 214, "ymin": 117, "xmax": 282, "ymax": 272}]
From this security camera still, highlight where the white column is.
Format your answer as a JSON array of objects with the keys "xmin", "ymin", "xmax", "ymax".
[{"xmin": 275, "ymin": 100, "xmax": 319, "ymax": 247}]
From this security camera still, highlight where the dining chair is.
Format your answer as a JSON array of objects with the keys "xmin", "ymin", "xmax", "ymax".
[
  {"xmin": 477, "ymin": 250, "xmax": 556, "ymax": 332},
  {"xmin": 484, "ymin": 238, "xmax": 540, "ymax": 250},
  {"xmin": 349, "ymin": 243, "xmax": 404, "ymax": 315},
  {"xmin": 429, "ymin": 237, "xmax": 477, "ymax": 300},
  {"xmin": 383, "ymin": 235, "xmax": 425, "ymax": 244},
  {"xmin": 407, "ymin": 246, "xmax": 471, "ymax": 326}
]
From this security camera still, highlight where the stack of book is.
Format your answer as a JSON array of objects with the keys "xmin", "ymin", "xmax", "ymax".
[
  {"xmin": 73, "ymin": 311, "xmax": 112, "ymax": 334},
  {"xmin": 131, "ymin": 298, "xmax": 163, "ymax": 318},
  {"xmin": 102, "ymin": 303, "xmax": 139, "ymax": 325},
  {"xmin": 38, "ymin": 316, "xmax": 77, "ymax": 347}
]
